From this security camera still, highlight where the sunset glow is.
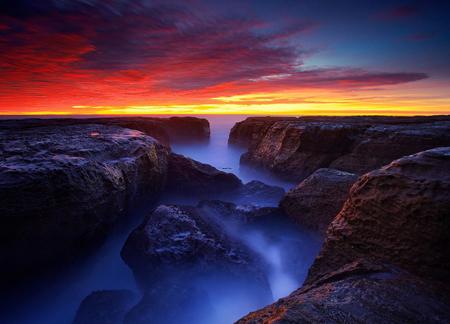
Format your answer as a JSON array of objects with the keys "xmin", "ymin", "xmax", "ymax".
[{"xmin": 0, "ymin": 1, "xmax": 449, "ymax": 116}]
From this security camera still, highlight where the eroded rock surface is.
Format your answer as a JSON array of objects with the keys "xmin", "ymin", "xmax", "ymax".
[
  {"xmin": 237, "ymin": 147, "xmax": 450, "ymax": 323},
  {"xmin": 230, "ymin": 116, "xmax": 450, "ymax": 181},
  {"xmin": 280, "ymin": 168, "xmax": 357, "ymax": 234},
  {"xmin": 0, "ymin": 124, "xmax": 169, "ymax": 281},
  {"xmin": 307, "ymin": 147, "xmax": 450, "ymax": 284},
  {"xmin": 238, "ymin": 261, "xmax": 450, "ymax": 324}
]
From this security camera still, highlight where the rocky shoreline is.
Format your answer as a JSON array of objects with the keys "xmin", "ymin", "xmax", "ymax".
[
  {"xmin": 229, "ymin": 116, "xmax": 450, "ymax": 181},
  {"xmin": 1, "ymin": 116, "xmax": 449, "ymax": 323}
]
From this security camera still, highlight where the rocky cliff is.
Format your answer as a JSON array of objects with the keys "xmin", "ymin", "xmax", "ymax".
[
  {"xmin": 0, "ymin": 116, "xmax": 280, "ymax": 288},
  {"xmin": 238, "ymin": 147, "xmax": 450, "ymax": 323},
  {"xmin": 230, "ymin": 116, "xmax": 450, "ymax": 181},
  {"xmin": 0, "ymin": 124, "xmax": 169, "ymax": 283}
]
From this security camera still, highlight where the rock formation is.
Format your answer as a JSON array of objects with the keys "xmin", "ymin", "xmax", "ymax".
[
  {"xmin": 238, "ymin": 147, "xmax": 450, "ymax": 323},
  {"xmin": 307, "ymin": 147, "xmax": 450, "ymax": 284},
  {"xmin": 164, "ymin": 154, "xmax": 284, "ymax": 205},
  {"xmin": 121, "ymin": 204, "xmax": 272, "ymax": 323},
  {"xmin": 164, "ymin": 153, "xmax": 242, "ymax": 198},
  {"xmin": 280, "ymin": 168, "xmax": 357, "ymax": 234},
  {"xmin": 0, "ymin": 124, "xmax": 169, "ymax": 282},
  {"xmin": 238, "ymin": 261, "xmax": 450, "ymax": 324},
  {"xmin": 121, "ymin": 205, "xmax": 270, "ymax": 288},
  {"xmin": 73, "ymin": 290, "xmax": 136, "ymax": 324},
  {"xmin": 0, "ymin": 116, "xmax": 210, "ymax": 147},
  {"xmin": 233, "ymin": 180, "xmax": 285, "ymax": 206},
  {"xmin": 229, "ymin": 116, "xmax": 450, "ymax": 181}
]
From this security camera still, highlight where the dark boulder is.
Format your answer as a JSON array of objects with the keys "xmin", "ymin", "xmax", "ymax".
[
  {"xmin": 121, "ymin": 204, "xmax": 272, "ymax": 323},
  {"xmin": 73, "ymin": 290, "xmax": 136, "ymax": 324},
  {"xmin": 280, "ymin": 168, "xmax": 357, "ymax": 234},
  {"xmin": 164, "ymin": 153, "xmax": 242, "ymax": 199},
  {"xmin": 233, "ymin": 180, "xmax": 285, "ymax": 206},
  {"xmin": 121, "ymin": 205, "xmax": 270, "ymax": 291}
]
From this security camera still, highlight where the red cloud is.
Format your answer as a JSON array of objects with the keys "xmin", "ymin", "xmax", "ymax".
[{"xmin": 0, "ymin": 3, "xmax": 429, "ymax": 112}]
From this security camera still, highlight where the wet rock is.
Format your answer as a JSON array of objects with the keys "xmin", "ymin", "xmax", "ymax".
[
  {"xmin": 165, "ymin": 153, "xmax": 243, "ymax": 199},
  {"xmin": 0, "ymin": 124, "xmax": 169, "ymax": 282},
  {"xmin": 280, "ymin": 168, "xmax": 357, "ymax": 234},
  {"xmin": 121, "ymin": 204, "xmax": 272, "ymax": 323},
  {"xmin": 238, "ymin": 261, "xmax": 450, "ymax": 324},
  {"xmin": 231, "ymin": 116, "xmax": 450, "ymax": 181},
  {"xmin": 73, "ymin": 290, "xmax": 136, "ymax": 324},
  {"xmin": 307, "ymin": 147, "xmax": 450, "ymax": 285},
  {"xmin": 121, "ymin": 205, "xmax": 270, "ymax": 291},
  {"xmin": 234, "ymin": 180, "xmax": 285, "ymax": 206},
  {"xmin": 196, "ymin": 200, "xmax": 284, "ymax": 227}
]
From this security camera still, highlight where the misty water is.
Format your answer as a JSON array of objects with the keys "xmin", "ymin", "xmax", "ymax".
[{"xmin": 1, "ymin": 116, "xmax": 322, "ymax": 324}]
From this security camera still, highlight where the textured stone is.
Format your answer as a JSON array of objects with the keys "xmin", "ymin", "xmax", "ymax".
[
  {"xmin": 0, "ymin": 124, "xmax": 168, "ymax": 281},
  {"xmin": 230, "ymin": 116, "xmax": 450, "ymax": 181},
  {"xmin": 280, "ymin": 168, "xmax": 357, "ymax": 234}
]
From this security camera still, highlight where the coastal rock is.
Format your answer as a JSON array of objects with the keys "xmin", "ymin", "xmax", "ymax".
[
  {"xmin": 121, "ymin": 205, "xmax": 270, "ymax": 290},
  {"xmin": 124, "ymin": 285, "xmax": 213, "ymax": 324},
  {"xmin": 238, "ymin": 261, "xmax": 450, "ymax": 324},
  {"xmin": 231, "ymin": 116, "xmax": 450, "ymax": 181},
  {"xmin": 73, "ymin": 290, "xmax": 136, "ymax": 324},
  {"xmin": 280, "ymin": 168, "xmax": 357, "ymax": 234},
  {"xmin": 0, "ymin": 124, "xmax": 168, "ymax": 281},
  {"xmin": 164, "ymin": 153, "xmax": 242, "ymax": 199},
  {"xmin": 121, "ymin": 204, "xmax": 272, "ymax": 323},
  {"xmin": 228, "ymin": 117, "xmax": 295, "ymax": 147},
  {"xmin": 233, "ymin": 180, "xmax": 285, "ymax": 206},
  {"xmin": 196, "ymin": 200, "xmax": 284, "ymax": 226},
  {"xmin": 237, "ymin": 147, "xmax": 450, "ymax": 323},
  {"xmin": 0, "ymin": 116, "xmax": 210, "ymax": 147},
  {"xmin": 307, "ymin": 147, "xmax": 450, "ymax": 284}
]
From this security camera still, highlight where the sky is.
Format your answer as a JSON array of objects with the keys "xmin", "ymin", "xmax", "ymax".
[{"xmin": 0, "ymin": 0, "xmax": 449, "ymax": 116}]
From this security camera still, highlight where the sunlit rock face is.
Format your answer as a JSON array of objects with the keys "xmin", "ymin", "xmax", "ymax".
[
  {"xmin": 280, "ymin": 168, "xmax": 357, "ymax": 235},
  {"xmin": 307, "ymin": 147, "xmax": 450, "ymax": 284},
  {"xmin": 238, "ymin": 261, "xmax": 450, "ymax": 324},
  {"xmin": 0, "ymin": 124, "xmax": 169, "ymax": 282},
  {"xmin": 230, "ymin": 116, "xmax": 450, "ymax": 181},
  {"xmin": 228, "ymin": 117, "xmax": 295, "ymax": 148},
  {"xmin": 0, "ymin": 116, "xmax": 210, "ymax": 147},
  {"xmin": 238, "ymin": 147, "xmax": 450, "ymax": 323}
]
